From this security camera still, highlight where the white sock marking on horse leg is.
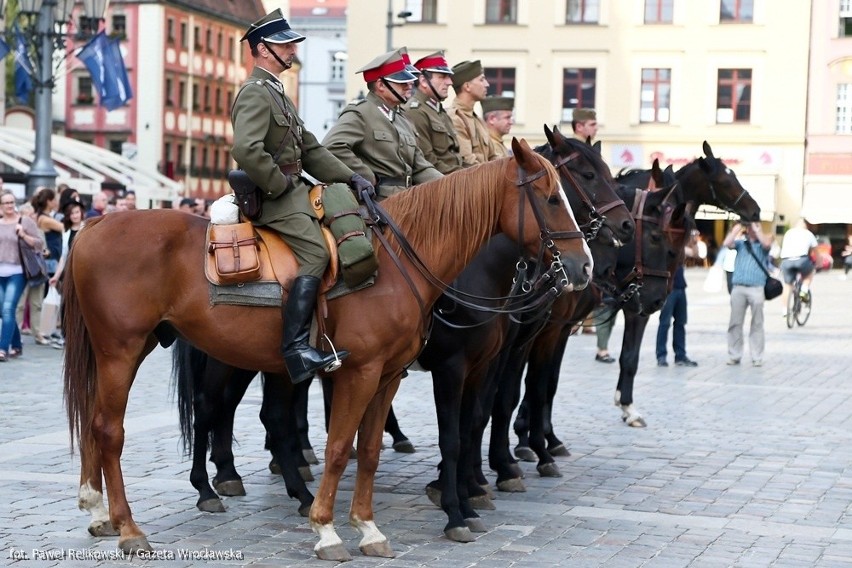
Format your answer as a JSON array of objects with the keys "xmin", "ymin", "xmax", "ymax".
[
  {"xmin": 311, "ymin": 521, "xmax": 343, "ymax": 552},
  {"xmin": 351, "ymin": 517, "xmax": 387, "ymax": 547},
  {"xmin": 79, "ymin": 482, "xmax": 110, "ymax": 526},
  {"xmin": 622, "ymin": 404, "xmax": 643, "ymax": 425}
]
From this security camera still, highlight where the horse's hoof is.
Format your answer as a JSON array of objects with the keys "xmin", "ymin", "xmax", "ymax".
[
  {"xmin": 360, "ymin": 541, "xmax": 394, "ymax": 558},
  {"xmin": 469, "ymin": 494, "xmax": 496, "ymax": 510},
  {"xmin": 119, "ymin": 536, "xmax": 152, "ymax": 554},
  {"xmin": 392, "ymin": 439, "xmax": 416, "ymax": 453},
  {"xmin": 537, "ymin": 462, "xmax": 563, "ymax": 478},
  {"xmin": 303, "ymin": 448, "xmax": 319, "ymax": 465},
  {"xmin": 514, "ymin": 446, "xmax": 537, "ymax": 462},
  {"xmin": 87, "ymin": 520, "xmax": 118, "ymax": 537},
  {"xmin": 445, "ymin": 526, "xmax": 475, "ymax": 542},
  {"xmin": 496, "ymin": 478, "xmax": 526, "ymax": 493},
  {"xmin": 298, "ymin": 466, "xmax": 314, "ymax": 482},
  {"xmin": 268, "ymin": 459, "xmax": 281, "ymax": 475},
  {"xmin": 479, "ymin": 483, "xmax": 495, "ymax": 498},
  {"xmin": 197, "ymin": 498, "xmax": 226, "ymax": 513},
  {"xmin": 464, "ymin": 517, "xmax": 487, "ymax": 533},
  {"xmin": 213, "ymin": 479, "xmax": 246, "ymax": 497},
  {"xmin": 315, "ymin": 543, "xmax": 351, "ymax": 562},
  {"xmin": 349, "ymin": 446, "xmax": 357, "ymax": 459},
  {"xmin": 548, "ymin": 443, "xmax": 571, "ymax": 457},
  {"xmin": 508, "ymin": 462, "xmax": 525, "ymax": 479},
  {"xmin": 623, "ymin": 414, "xmax": 647, "ymax": 428},
  {"xmin": 298, "ymin": 503, "xmax": 311, "ymax": 518},
  {"xmin": 425, "ymin": 484, "xmax": 442, "ymax": 508}
]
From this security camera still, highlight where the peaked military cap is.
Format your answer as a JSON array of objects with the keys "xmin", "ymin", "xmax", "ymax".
[
  {"xmin": 414, "ymin": 51, "xmax": 453, "ymax": 74},
  {"xmin": 451, "ymin": 60, "xmax": 483, "ymax": 90},
  {"xmin": 398, "ymin": 47, "xmax": 421, "ymax": 76},
  {"xmin": 358, "ymin": 49, "xmax": 417, "ymax": 83},
  {"xmin": 481, "ymin": 96, "xmax": 514, "ymax": 115},
  {"xmin": 241, "ymin": 9, "xmax": 305, "ymax": 49},
  {"xmin": 572, "ymin": 108, "xmax": 597, "ymax": 122}
]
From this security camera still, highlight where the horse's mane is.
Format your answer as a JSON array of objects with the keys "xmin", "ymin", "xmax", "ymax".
[{"xmin": 382, "ymin": 153, "xmax": 557, "ymax": 267}]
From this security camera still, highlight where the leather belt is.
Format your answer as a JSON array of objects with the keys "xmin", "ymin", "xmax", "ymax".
[
  {"xmin": 376, "ymin": 175, "xmax": 411, "ymax": 188},
  {"xmin": 279, "ymin": 160, "xmax": 302, "ymax": 176}
]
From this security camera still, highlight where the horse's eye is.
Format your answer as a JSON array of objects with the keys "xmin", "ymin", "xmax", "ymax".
[
  {"xmin": 650, "ymin": 232, "xmax": 663, "ymax": 244},
  {"xmin": 582, "ymin": 172, "xmax": 594, "ymax": 181},
  {"xmin": 548, "ymin": 195, "xmax": 561, "ymax": 205}
]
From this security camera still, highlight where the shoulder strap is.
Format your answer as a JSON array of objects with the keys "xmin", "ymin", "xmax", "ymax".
[{"xmin": 742, "ymin": 240, "xmax": 771, "ymax": 277}]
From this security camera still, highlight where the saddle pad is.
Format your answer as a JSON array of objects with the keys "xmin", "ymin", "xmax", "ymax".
[{"xmin": 209, "ymin": 274, "xmax": 376, "ymax": 307}]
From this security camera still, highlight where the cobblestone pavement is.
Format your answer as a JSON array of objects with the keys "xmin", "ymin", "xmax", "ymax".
[{"xmin": 1, "ymin": 268, "xmax": 850, "ymax": 567}]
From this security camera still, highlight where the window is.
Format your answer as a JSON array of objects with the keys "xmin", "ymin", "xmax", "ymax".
[
  {"xmin": 180, "ymin": 22, "xmax": 187, "ymax": 49},
  {"xmin": 640, "ymin": 68, "xmax": 670, "ymax": 123},
  {"xmin": 405, "ymin": 0, "xmax": 437, "ymax": 23},
  {"xmin": 176, "ymin": 144, "xmax": 185, "ymax": 174},
  {"xmin": 178, "ymin": 81, "xmax": 186, "ymax": 107},
  {"xmin": 167, "ymin": 18, "xmax": 175, "ymax": 44},
  {"xmin": 485, "ymin": 67, "xmax": 515, "ymax": 96},
  {"xmin": 486, "ymin": 0, "xmax": 517, "ymax": 24},
  {"xmin": 194, "ymin": 26, "xmax": 202, "ymax": 50},
  {"xmin": 217, "ymin": 32, "xmax": 223, "ymax": 57},
  {"xmin": 561, "ymin": 68, "xmax": 596, "ymax": 121},
  {"xmin": 109, "ymin": 139, "xmax": 124, "ymax": 154},
  {"xmin": 215, "ymin": 88, "xmax": 222, "ymax": 114},
  {"xmin": 206, "ymin": 28, "xmax": 213, "ymax": 54},
  {"xmin": 566, "ymin": 0, "xmax": 600, "ymax": 24},
  {"xmin": 837, "ymin": 84, "xmax": 852, "ymax": 134},
  {"xmin": 716, "ymin": 68, "xmax": 751, "ymax": 123},
  {"xmin": 226, "ymin": 90, "xmax": 234, "ymax": 112},
  {"xmin": 193, "ymin": 82, "xmax": 200, "ymax": 111},
  {"xmin": 203, "ymin": 85, "xmax": 210, "ymax": 112},
  {"xmin": 841, "ymin": 0, "xmax": 852, "ymax": 36},
  {"xmin": 77, "ymin": 16, "xmax": 96, "ymax": 37},
  {"xmin": 644, "ymin": 0, "xmax": 673, "ymax": 24},
  {"xmin": 720, "ymin": 0, "xmax": 753, "ymax": 23},
  {"xmin": 76, "ymin": 76, "xmax": 94, "ymax": 105},
  {"xmin": 165, "ymin": 78, "xmax": 173, "ymax": 107},
  {"xmin": 330, "ymin": 52, "xmax": 345, "ymax": 81},
  {"xmin": 111, "ymin": 14, "xmax": 126, "ymax": 37},
  {"xmin": 227, "ymin": 37, "xmax": 234, "ymax": 61}
]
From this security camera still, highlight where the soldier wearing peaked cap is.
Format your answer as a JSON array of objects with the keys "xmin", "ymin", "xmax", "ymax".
[
  {"xmin": 323, "ymin": 49, "xmax": 442, "ymax": 200},
  {"xmin": 231, "ymin": 9, "xmax": 375, "ymax": 384},
  {"xmin": 403, "ymin": 51, "xmax": 464, "ymax": 174},
  {"xmin": 481, "ymin": 96, "xmax": 514, "ymax": 158},
  {"xmin": 448, "ymin": 60, "xmax": 500, "ymax": 166}
]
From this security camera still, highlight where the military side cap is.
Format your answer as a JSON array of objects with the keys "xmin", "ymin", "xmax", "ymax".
[
  {"xmin": 241, "ymin": 9, "xmax": 305, "ymax": 49},
  {"xmin": 414, "ymin": 51, "xmax": 453, "ymax": 74},
  {"xmin": 358, "ymin": 49, "xmax": 417, "ymax": 83},
  {"xmin": 481, "ymin": 96, "xmax": 514, "ymax": 114},
  {"xmin": 451, "ymin": 60, "xmax": 483, "ymax": 90},
  {"xmin": 572, "ymin": 108, "xmax": 597, "ymax": 122}
]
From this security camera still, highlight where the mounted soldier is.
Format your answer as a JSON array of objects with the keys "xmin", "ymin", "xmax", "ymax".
[
  {"xmin": 571, "ymin": 107, "xmax": 598, "ymax": 144},
  {"xmin": 448, "ymin": 60, "xmax": 500, "ymax": 166},
  {"xmin": 481, "ymin": 95, "xmax": 515, "ymax": 158}
]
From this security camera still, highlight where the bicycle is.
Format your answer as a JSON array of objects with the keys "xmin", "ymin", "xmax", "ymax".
[{"xmin": 786, "ymin": 273, "xmax": 812, "ymax": 328}]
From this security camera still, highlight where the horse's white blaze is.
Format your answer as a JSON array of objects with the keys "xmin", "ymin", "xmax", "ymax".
[
  {"xmin": 351, "ymin": 517, "xmax": 387, "ymax": 547},
  {"xmin": 78, "ymin": 482, "xmax": 109, "ymax": 524},
  {"xmin": 556, "ymin": 181, "xmax": 594, "ymax": 274},
  {"xmin": 311, "ymin": 521, "xmax": 344, "ymax": 551}
]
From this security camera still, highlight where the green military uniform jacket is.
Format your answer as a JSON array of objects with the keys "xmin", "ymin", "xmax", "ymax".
[
  {"xmin": 448, "ymin": 98, "xmax": 500, "ymax": 166},
  {"xmin": 403, "ymin": 90, "xmax": 463, "ymax": 174},
  {"xmin": 489, "ymin": 131, "xmax": 510, "ymax": 158},
  {"xmin": 323, "ymin": 92, "xmax": 442, "ymax": 199},
  {"xmin": 231, "ymin": 67, "xmax": 354, "ymax": 224}
]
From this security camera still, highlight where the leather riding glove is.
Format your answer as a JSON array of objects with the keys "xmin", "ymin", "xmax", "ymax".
[{"xmin": 349, "ymin": 173, "xmax": 376, "ymax": 201}]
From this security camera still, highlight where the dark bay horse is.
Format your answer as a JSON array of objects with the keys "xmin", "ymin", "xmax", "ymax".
[{"xmin": 63, "ymin": 138, "xmax": 592, "ymax": 561}]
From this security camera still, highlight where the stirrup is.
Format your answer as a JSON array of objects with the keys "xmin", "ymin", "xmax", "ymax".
[{"xmin": 321, "ymin": 334, "xmax": 344, "ymax": 373}]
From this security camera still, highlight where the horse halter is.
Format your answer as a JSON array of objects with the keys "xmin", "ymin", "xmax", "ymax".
[
  {"xmin": 552, "ymin": 151, "xmax": 625, "ymax": 242},
  {"xmin": 707, "ymin": 178, "xmax": 749, "ymax": 214}
]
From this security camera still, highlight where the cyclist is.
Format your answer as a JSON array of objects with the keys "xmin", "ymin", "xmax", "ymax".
[{"xmin": 779, "ymin": 218, "xmax": 818, "ymax": 317}]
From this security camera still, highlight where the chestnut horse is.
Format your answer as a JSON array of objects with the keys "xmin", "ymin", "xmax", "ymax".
[{"xmin": 63, "ymin": 138, "xmax": 592, "ymax": 561}]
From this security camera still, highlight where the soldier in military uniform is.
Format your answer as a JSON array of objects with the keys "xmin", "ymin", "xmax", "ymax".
[
  {"xmin": 231, "ymin": 9, "xmax": 375, "ymax": 384},
  {"xmin": 571, "ymin": 107, "xmax": 598, "ymax": 143},
  {"xmin": 403, "ymin": 51, "xmax": 463, "ymax": 174},
  {"xmin": 481, "ymin": 95, "xmax": 515, "ymax": 158},
  {"xmin": 448, "ymin": 60, "xmax": 499, "ymax": 166},
  {"xmin": 323, "ymin": 49, "xmax": 442, "ymax": 200}
]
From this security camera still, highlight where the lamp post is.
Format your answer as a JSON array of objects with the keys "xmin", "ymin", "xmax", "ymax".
[
  {"xmin": 385, "ymin": 0, "xmax": 411, "ymax": 52},
  {"xmin": 15, "ymin": 0, "xmax": 108, "ymax": 197}
]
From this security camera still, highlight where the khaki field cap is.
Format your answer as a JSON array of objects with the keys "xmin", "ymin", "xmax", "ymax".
[
  {"xmin": 572, "ymin": 108, "xmax": 597, "ymax": 122},
  {"xmin": 358, "ymin": 49, "xmax": 418, "ymax": 83},
  {"xmin": 414, "ymin": 51, "xmax": 453, "ymax": 74},
  {"xmin": 481, "ymin": 96, "xmax": 514, "ymax": 114},
  {"xmin": 241, "ymin": 9, "xmax": 305, "ymax": 48},
  {"xmin": 451, "ymin": 60, "xmax": 483, "ymax": 90}
]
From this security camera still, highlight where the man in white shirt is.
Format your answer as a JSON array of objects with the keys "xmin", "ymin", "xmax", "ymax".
[{"xmin": 779, "ymin": 218, "xmax": 818, "ymax": 314}]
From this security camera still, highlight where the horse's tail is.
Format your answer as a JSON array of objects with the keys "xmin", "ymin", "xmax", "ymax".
[
  {"xmin": 62, "ymin": 247, "xmax": 97, "ymax": 462},
  {"xmin": 171, "ymin": 339, "xmax": 208, "ymax": 455}
]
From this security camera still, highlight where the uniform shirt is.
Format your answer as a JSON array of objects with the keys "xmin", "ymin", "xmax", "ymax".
[
  {"xmin": 489, "ymin": 130, "xmax": 510, "ymax": 158},
  {"xmin": 404, "ymin": 90, "xmax": 464, "ymax": 174},
  {"xmin": 779, "ymin": 227, "xmax": 817, "ymax": 259},
  {"xmin": 231, "ymin": 67, "xmax": 354, "ymax": 222},
  {"xmin": 323, "ymin": 92, "xmax": 442, "ymax": 199},
  {"xmin": 448, "ymin": 98, "xmax": 500, "ymax": 166},
  {"xmin": 731, "ymin": 239, "xmax": 769, "ymax": 287}
]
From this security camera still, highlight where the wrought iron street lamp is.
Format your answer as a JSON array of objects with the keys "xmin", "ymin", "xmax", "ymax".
[{"xmin": 14, "ymin": 0, "xmax": 108, "ymax": 196}]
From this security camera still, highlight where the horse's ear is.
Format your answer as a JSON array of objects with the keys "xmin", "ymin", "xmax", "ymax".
[
  {"xmin": 670, "ymin": 202, "xmax": 689, "ymax": 225},
  {"xmin": 511, "ymin": 137, "xmax": 534, "ymax": 168},
  {"xmin": 702, "ymin": 140, "xmax": 714, "ymax": 159},
  {"xmin": 664, "ymin": 164, "xmax": 675, "ymax": 176},
  {"xmin": 651, "ymin": 159, "xmax": 664, "ymax": 188},
  {"xmin": 544, "ymin": 124, "xmax": 555, "ymax": 145},
  {"xmin": 592, "ymin": 140, "xmax": 602, "ymax": 154}
]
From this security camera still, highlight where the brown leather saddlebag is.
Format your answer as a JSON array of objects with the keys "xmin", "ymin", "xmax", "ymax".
[{"xmin": 207, "ymin": 223, "xmax": 262, "ymax": 285}]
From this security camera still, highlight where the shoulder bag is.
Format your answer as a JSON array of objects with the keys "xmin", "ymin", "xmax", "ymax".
[
  {"xmin": 743, "ymin": 241, "xmax": 782, "ymax": 300},
  {"xmin": 17, "ymin": 219, "xmax": 49, "ymax": 287}
]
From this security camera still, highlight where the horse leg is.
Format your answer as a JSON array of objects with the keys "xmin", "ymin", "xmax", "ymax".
[
  {"xmin": 384, "ymin": 404, "xmax": 415, "ymax": 453},
  {"xmin": 260, "ymin": 373, "xmax": 315, "ymax": 517},
  {"xmin": 210, "ymin": 367, "xmax": 256, "ymax": 497},
  {"xmin": 488, "ymin": 348, "xmax": 527, "ymax": 492},
  {"xmin": 310, "ymin": 367, "xmax": 382, "ymax": 561},
  {"xmin": 541, "ymin": 330, "xmax": 572, "ymax": 459},
  {"xmin": 321, "ymin": 375, "xmax": 354, "ymax": 458},
  {"xmin": 524, "ymin": 344, "xmax": 562, "ymax": 478},
  {"xmin": 616, "ymin": 312, "xmax": 649, "ymax": 427},
  {"xmin": 349, "ymin": 378, "xmax": 399, "ymax": 558},
  {"xmin": 78, "ymin": 432, "xmax": 117, "ymax": 537},
  {"xmin": 512, "ymin": 399, "xmax": 536, "ymax": 462},
  {"xmin": 295, "ymin": 376, "xmax": 319, "ymax": 465}
]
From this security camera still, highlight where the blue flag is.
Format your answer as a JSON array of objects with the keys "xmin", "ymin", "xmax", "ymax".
[
  {"xmin": 101, "ymin": 37, "xmax": 133, "ymax": 111},
  {"xmin": 13, "ymin": 31, "xmax": 33, "ymax": 104},
  {"xmin": 0, "ymin": 37, "xmax": 10, "ymax": 61},
  {"xmin": 76, "ymin": 31, "xmax": 109, "ymax": 103}
]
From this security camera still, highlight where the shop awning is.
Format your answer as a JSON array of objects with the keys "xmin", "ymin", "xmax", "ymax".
[{"xmin": 801, "ymin": 181, "xmax": 852, "ymax": 224}]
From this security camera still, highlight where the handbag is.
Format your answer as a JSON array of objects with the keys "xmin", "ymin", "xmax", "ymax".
[
  {"xmin": 17, "ymin": 221, "xmax": 49, "ymax": 287},
  {"xmin": 743, "ymin": 240, "xmax": 782, "ymax": 300}
]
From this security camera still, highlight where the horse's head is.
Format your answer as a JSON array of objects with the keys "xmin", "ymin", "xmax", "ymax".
[
  {"xmin": 682, "ymin": 141, "xmax": 761, "ymax": 222},
  {"xmin": 505, "ymin": 137, "xmax": 593, "ymax": 293}
]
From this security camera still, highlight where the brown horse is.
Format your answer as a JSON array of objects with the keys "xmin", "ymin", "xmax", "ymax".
[{"xmin": 63, "ymin": 138, "xmax": 593, "ymax": 561}]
